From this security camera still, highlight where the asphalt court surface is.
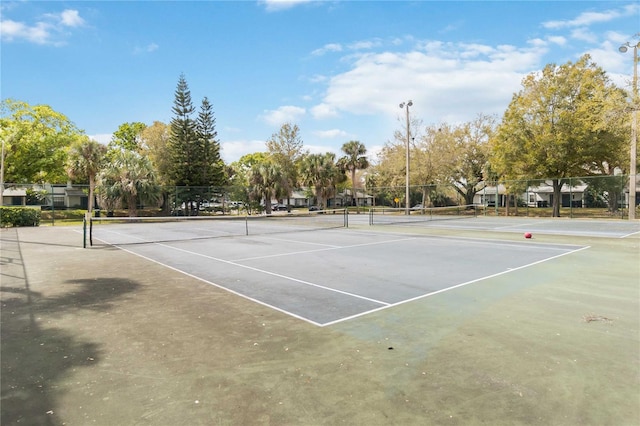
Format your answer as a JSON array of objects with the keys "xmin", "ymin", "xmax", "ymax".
[
  {"xmin": 359, "ymin": 214, "xmax": 640, "ymax": 238},
  {"xmin": 104, "ymin": 224, "xmax": 591, "ymax": 326}
]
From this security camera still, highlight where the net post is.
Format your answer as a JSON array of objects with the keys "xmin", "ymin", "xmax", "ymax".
[
  {"xmin": 344, "ymin": 208, "xmax": 348, "ymax": 228},
  {"xmin": 245, "ymin": 215, "xmax": 249, "ymax": 235},
  {"xmin": 83, "ymin": 213, "xmax": 87, "ymax": 248}
]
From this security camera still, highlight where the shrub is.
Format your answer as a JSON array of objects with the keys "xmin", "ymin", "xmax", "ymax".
[{"xmin": 0, "ymin": 207, "xmax": 41, "ymax": 227}]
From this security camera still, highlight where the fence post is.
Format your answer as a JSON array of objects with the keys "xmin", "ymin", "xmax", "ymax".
[
  {"xmin": 526, "ymin": 180, "xmax": 529, "ymax": 217},
  {"xmin": 569, "ymin": 178, "xmax": 573, "ymax": 218},
  {"xmin": 495, "ymin": 181, "xmax": 499, "ymax": 216}
]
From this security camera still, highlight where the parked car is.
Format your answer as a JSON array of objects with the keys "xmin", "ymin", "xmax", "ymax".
[{"xmin": 271, "ymin": 203, "xmax": 289, "ymax": 211}]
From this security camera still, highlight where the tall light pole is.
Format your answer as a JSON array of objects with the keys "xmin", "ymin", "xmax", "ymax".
[
  {"xmin": 619, "ymin": 39, "xmax": 639, "ymax": 220},
  {"xmin": 399, "ymin": 100, "xmax": 412, "ymax": 215}
]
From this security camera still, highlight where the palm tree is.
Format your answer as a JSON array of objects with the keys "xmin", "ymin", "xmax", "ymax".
[
  {"xmin": 66, "ymin": 136, "xmax": 107, "ymax": 213},
  {"xmin": 97, "ymin": 150, "xmax": 161, "ymax": 217},
  {"xmin": 299, "ymin": 153, "xmax": 344, "ymax": 209},
  {"xmin": 249, "ymin": 162, "xmax": 287, "ymax": 214},
  {"xmin": 338, "ymin": 141, "xmax": 369, "ymax": 209}
]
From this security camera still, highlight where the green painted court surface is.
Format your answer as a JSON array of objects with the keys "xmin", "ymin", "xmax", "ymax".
[{"xmin": 2, "ymin": 217, "xmax": 639, "ymax": 425}]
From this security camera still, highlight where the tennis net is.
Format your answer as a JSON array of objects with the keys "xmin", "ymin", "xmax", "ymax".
[
  {"xmin": 85, "ymin": 208, "xmax": 348, "ymax": 247},
  {"xmin": 368, "ymin": 204, "xmax": 481, "ymax": 226}
]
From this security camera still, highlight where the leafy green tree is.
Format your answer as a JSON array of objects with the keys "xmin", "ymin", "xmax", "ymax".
[
  {"xmin": 337, "ymin": 140, "xmax": 369, "ymax": 209},
  {"xmin": 96, "ymin": 150, "xmax": 161, "ymax": 217},
  {"xmin": 65, "ymin": 137, "xmax": 107, "ymax": 213},
  {"xmin": 490, "ymin": 55, "xmax": 627, "ymax": 217},
  {"xmin": 0, "ymin": 99, "xmax": 80, "ymax": 183},
  {"xmin": 447, "ymin": 114, "xmax": 495, "ymax": 205},
  {"xmin": 266, "ymin": 123, "xmax": 307, "ymax": 207},
  {"xmin": 140, "ymin": 121, "xmax": 172, "ymax": 213},
  {"xmin": 411, "ymin": 126, "xmax": 453, "ymax": 207},
  {"xmin": 227, "ymin": 152, "xmax": 269, "ymax": 213},
  {"xmin": 140, "ymin": 122, "xmax": 171, "ymax": 184},
  {"xmin": 110, "ymin": 122, "xmax": 147, "ymax": 152},
  {"xmin": 299, "ymin": 152, "xmax": 344, "ymax": 208}
]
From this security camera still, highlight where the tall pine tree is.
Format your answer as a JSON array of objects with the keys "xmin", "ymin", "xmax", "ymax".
[
  {"xmin": 168, "ymin": 75, "xmax": 227, "ymax": 214},
  {"xmin": 169, "ymin": 74, "xmax": 199, "ymax": 213},
  {"xmin": 196, "ymin": 97, "xmax": 225, "ymax": 188},
  {"xmin": 169, "ymin": 74, "xmax": 197, "ymax": 185}
]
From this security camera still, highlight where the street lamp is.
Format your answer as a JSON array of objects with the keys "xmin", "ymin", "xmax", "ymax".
[
  {"xmin": 399, "ymin": 100, "xmax": 412, "ymax": 214},
  {"xmin": 619, "ymin": 39, "xmax": 639, "ymax": 220}
]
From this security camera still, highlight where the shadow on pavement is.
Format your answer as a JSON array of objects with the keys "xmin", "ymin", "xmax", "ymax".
[{"xmin": 1, "ymin": 229, "xmax": 140, "ymax": 425}]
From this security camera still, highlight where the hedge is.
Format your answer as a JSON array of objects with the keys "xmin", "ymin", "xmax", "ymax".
[{"xmin": 0, "ymin": 207, "xmax": 41, "ymax": 227}]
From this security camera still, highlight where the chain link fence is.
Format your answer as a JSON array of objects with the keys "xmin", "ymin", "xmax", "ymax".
[{"xmin": 1, "ymin": 174, "xmax": 637, "ymax": 223}]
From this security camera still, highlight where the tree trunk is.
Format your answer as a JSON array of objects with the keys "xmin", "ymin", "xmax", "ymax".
[
  {"xmin": 505, "ymin": 194, "xmax": 510, "ymax": 216},
  {"xmin": 264, "ymin": 194, "xmax": 272, "ymax": 214},
  {"xmin": 88, "ymin": 175, "xmax": 95, "ymax": 213},
  {"xmin": 128, "ymin": 194, "xmax": 137, "ymax": 217}
]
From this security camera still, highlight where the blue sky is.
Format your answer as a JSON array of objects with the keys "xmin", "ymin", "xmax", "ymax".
[{"xmin": 1, "ymin": 1, "xmax": 638, "ymax": 163}]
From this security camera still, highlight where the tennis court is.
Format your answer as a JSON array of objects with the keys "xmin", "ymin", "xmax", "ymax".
[
  {"xmin": 362, "ymin": 210, "xmax": 640, "ymax": 238},
  {"xmin": 2, "ymin": 212, "xmax": 639, "ymax": 425},
  {"xmin": 85, "ymin": 211, "xmax": 635, "ymax": 326}
]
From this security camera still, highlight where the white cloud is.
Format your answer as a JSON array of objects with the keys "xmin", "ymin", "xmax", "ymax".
[
  {"xmin": 569, "ymin": 29, "xmax": 597, "ymax": 43},
  {"xmin": 307, "ymin": 74, "xmax": 328, "ymax": 83},
  {"xmin": 59, "ymin": 9, "xmax": 85, "ymax": 27},
  {"xmin": 259, "ymin": 0, "xmax": 314, "ymax": 12},
  {"xmin": 542, "ymin": 5, "xmax": 630, "ymax": 29},
  {"xmin": 1, "ymin": 19, "xmax": 45, "ymax": 44},
  {"xmin": 221, "ymin": 139, "xmax": 267, "ymax": 163},
  {"xmin": 347, "ymin": 39, "xmax": 382, "ymax": 51},
  {"xmin": 313, "ymin": 129, "xmax": 350, "ymax": 139},
  {"xmin": 546, "ymin": 36, "xmax": 567, "ymax": 46},
  {"xmin": 89, "ymin": 134, "xmax": 112, "ymax": 145},
  {"xmin": 314, "ymin": 41, "xmax": 547, "ymax": 126},
  {"xmin": 311, "ymin": 43, "xmax": 343, "ymax": 56},
  {"xmin": 133, "ymin": 43, "xmax": 160, "ymax": 55},
  {"xmin": 259, "ymin": 105, "xmax": 306, "ymax": 126},
  {"xmin": 310, "ymin": 103, "xmax": 338, "ymax": 119},
  {"xmin": 305, "ymin": 143, "xmax": 338, "ymax": 156},
  {"xmin": 1, "ymin": 9, "xmax": 85, "ymax": 45}
]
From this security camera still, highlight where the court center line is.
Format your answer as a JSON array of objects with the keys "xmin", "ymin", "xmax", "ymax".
[
  {"xmin": 258, "ymin": 235, "xmax": 342, "ymax": 248},
  {"xmin": 156, "ymin": 242, "xmax": 390, "ymax": 306},
  {"xmin": 232, "ymin": 236, "xmax": 419, "ymax": 262}
]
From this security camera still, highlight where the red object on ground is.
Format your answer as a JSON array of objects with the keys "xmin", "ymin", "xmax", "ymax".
[{"xmin": 524, "ymin": 232, "xmax": 532, "ymax": 239}]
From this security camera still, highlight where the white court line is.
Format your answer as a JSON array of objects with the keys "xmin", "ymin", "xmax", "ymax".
[
  {"xmin": 258, "ymin": 235, "xmax": 342, "ymax": 248},
  {"xmin": 320, "ymin": 245, "xmax": 591, "ymax": 327},
  {"xmin": 153, "ymin": 242, "xmax": 390, "ymax": 306},
  {"xmin": 232, "ymin": 236, "xmax": 419, "ymax": 262},
  {"xmin": 109, "ymin": 245, "xmax": 327, "ymax": 327},
  {"xmin": 620, "ymin": 230, "xmax": 640, "ymax": 238},
  {"xmin": 490, "ymin": 220, "xmax": 548, "ymax": 230}
]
